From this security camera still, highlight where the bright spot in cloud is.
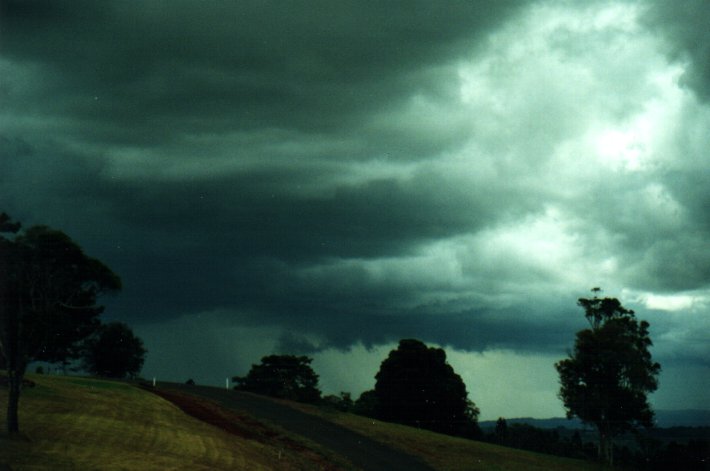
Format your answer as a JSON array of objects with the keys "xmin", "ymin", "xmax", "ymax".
[
  {"xmin": 623, "ymin": 288, "xmax": 709, "ymax": 312},
  {"xmin": 645, "ymin": 294, "xmax": 696, "ymax": 311},
  {"xmin": 596, "ymin": 129, "xmax": 643, "ymax": 170}
]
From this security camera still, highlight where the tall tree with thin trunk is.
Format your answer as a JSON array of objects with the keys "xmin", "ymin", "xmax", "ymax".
[
  {"xmin": 0, "ymin": 214, "xmax": 120, "ymax": 434},
  {"xmin": 555, "ymin": 289, "xmax": 660, "ymax": 466},
  {"xmin": 0, "ymin": 213, "xmax": 22, "ymax": 434}
]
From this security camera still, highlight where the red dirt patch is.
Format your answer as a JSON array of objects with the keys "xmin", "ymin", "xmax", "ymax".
[{"xmin": 144, "ymin": 386, "xmax": 347, "ymax": 471}]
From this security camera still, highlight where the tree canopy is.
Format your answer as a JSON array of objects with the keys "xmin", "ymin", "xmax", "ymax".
[
  {"xmin": 82, "ymin": 322, "xmax": 146, "ymax": 378},
  {"xmin": 374, "ymin": 338, "xmax": 480, "ymax": 438},
  {"xmin": 555, "ymin": 290, "xmax": 660, "ymax": 466},
  {"xmin": 233, "ymin": 354, "xmax": 321, "ymax": 403},
  {"xmin": 0, "ymin": 213, "xmax": 121, "ymax": 433}
]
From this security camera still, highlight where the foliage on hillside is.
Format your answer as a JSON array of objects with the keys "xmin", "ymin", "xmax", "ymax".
[{"xmin": 233, "ymin": 355, "xmax": 321, "ymax": 403}]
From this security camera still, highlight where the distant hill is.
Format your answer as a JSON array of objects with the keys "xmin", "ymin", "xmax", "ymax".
[
  {"xmin": 480, "ymin": 410, "xmax": 710, "ymax": 430},
  {"xmin": 654, "ymin": 409, "xmax": 710, "ymax": 428},
  {"xmin": 479, "ymin": 417, "xmax": 584, "ymax": 430}
]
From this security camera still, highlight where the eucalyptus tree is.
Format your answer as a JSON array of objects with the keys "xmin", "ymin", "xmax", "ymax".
[{"xmin": 556, "ymin": 289, "xmax": 660, "ymax": 466}]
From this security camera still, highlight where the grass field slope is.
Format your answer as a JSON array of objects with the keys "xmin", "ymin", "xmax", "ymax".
[
  {"xmin": 287, "ymin": 402, "xmax": 608, "ymax": 471},
  {"xmin": 1, "ymin": 375, "xmax": 606, "ymax": 471},
  {"xmin": 0, "ymin": 375, "xmax": 346, "ymax": 470}
]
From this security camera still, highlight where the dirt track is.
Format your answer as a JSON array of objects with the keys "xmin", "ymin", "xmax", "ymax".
[{"xmin": 154, "ymin": 383, "xmax": 435, "ymax": 471}]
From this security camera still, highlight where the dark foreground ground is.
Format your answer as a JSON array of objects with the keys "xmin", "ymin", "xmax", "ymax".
[{"xmin": 149, "ymin": 382, "xmax": 435, "ymax": 471}]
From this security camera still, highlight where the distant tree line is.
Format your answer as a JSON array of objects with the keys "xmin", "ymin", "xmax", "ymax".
[
  {"xmin": 483, "ymin": 417, "xmax": 708, "ymax": 470},
  {"xmin": 486, "ymin": 417, "xmax": 592, "ymax": 458}
]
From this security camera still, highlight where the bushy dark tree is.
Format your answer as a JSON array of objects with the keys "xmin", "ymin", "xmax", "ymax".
[
  {"xmin": 82, "ymin": 322, "xmax": 146, "ymax": 378},
  {"xmin": 322, "ymin": 392, "xmax": 354, "ymax": 412},
  {"xmin": 374, "ymin": 339, "xmax": 480, "ymax": 438},
  {"xmin": 0, "ymin": 214, "xmax": 120, "ymax": 433},
  {"xmin": 556, "ymin": 289, "xmax": 661, "ymax": 466},
  {"xmin": 233, "ymin": 355, "xmax": 321, "ymax": 403},
  {"xmin": 353, "ymin": 389, "xmax": 378, "ymax": 418}
]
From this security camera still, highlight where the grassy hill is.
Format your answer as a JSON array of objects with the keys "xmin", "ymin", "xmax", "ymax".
[
  {"xmin": 1, "ymin": 375, "xmax": 606, "ymax": 470},
  {"xmin": 286, "ymin": 401, "xmax": 608, "ymax": 471},
  {"xmin": 0, "ymin": 374, "xmax": 346, "ymax": 470}
]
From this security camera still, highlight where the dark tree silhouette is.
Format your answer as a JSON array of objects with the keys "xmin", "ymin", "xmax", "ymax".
[
  {"xmin": 82, "ymin": 322, "xmax": 146, "ymax": 378},
  {"xmin": 374, "ymin": 338, "xmax": 480, "ymax": 438},
  {"xmin": 233, "ymin": 355, "xmax": 321, "ymax": 403},
  {"xmin": 322, "ymin": 391, "xmax": 354, "ymax": 411},
  {"xmin": 353, "ymin": 389, "xmax": 378, "ymax": 418},
  {"xmin": 494, "ymin": 417, "xmax": 509, "ymax": 444},
  {"xmin": 0, "ymin": 214, "xmax": 121, "ymax": 433},
  {"xmin": 555, "ymin": 289, "xmax": 660, "ymax": 466}
]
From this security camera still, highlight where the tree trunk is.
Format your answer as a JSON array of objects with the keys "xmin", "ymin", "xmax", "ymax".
[
  {"xmin": 2, "ymin": 301, "xmax": 25, "ymax": 435},
  {"xmin": 6, "ymin": 367, "xmax": 21, "ymax": 434},
  {"xmin": 598, "ymin": 427, "xmax": 614, "ymax": 467}
]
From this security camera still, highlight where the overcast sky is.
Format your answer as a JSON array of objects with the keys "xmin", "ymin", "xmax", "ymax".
[{"xmin": 1, "ymin": 0, "xmax": 708, "ymax": 420}]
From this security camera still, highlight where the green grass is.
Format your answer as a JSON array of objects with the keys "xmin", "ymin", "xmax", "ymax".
[
  {"xmin": 0, "ymin": 374, "xmax": 344, "ymax": 470},
  {"xmin": 286, "ymin": 402, "xmax": 609, "ymax": 471}
]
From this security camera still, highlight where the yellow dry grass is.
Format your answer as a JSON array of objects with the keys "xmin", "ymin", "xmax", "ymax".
[
  {"xmin": 287, "ymin": 402, "xmax": 609, "ymax": 471},
  {"xmin": 0, "ymin": 374, "xmax": 608, "ymax": 471},
  {"xmin": 0, "ymin": 375, "xmax": 329, "ymax": 470}
]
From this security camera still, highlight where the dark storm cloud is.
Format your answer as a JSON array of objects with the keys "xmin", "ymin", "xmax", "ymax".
[
  {"xmin": 0, "ymin": 136, "xmax": 110, "ymax": 225},
  {"xmin": 88, "ymin": 166, "xmax": 529, "ymax": 325},
  {"xmin": 1, "ymin": 0, "xmax": 533, "ymax": 344},
  {"xmin": 570, "ymin": 168, "xmax": 710, "ymax": 292},
  {"xmin": 0, "ymin": 135, "xmax": 536, "ymax": 339},
  {"xmin": 644, "ymin": 0, "xmax": 710, "ymax": 101},
  {"xmin": 104, "ymin": 176, "xmax": 467, "ymax": 260},
  {"xmin": 1, "ymin": 0, "xmax": 521, "ymax": 144},
  {"xmin": 272, "ymin": 300, "xmax": 581, "ymax": 355}
]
